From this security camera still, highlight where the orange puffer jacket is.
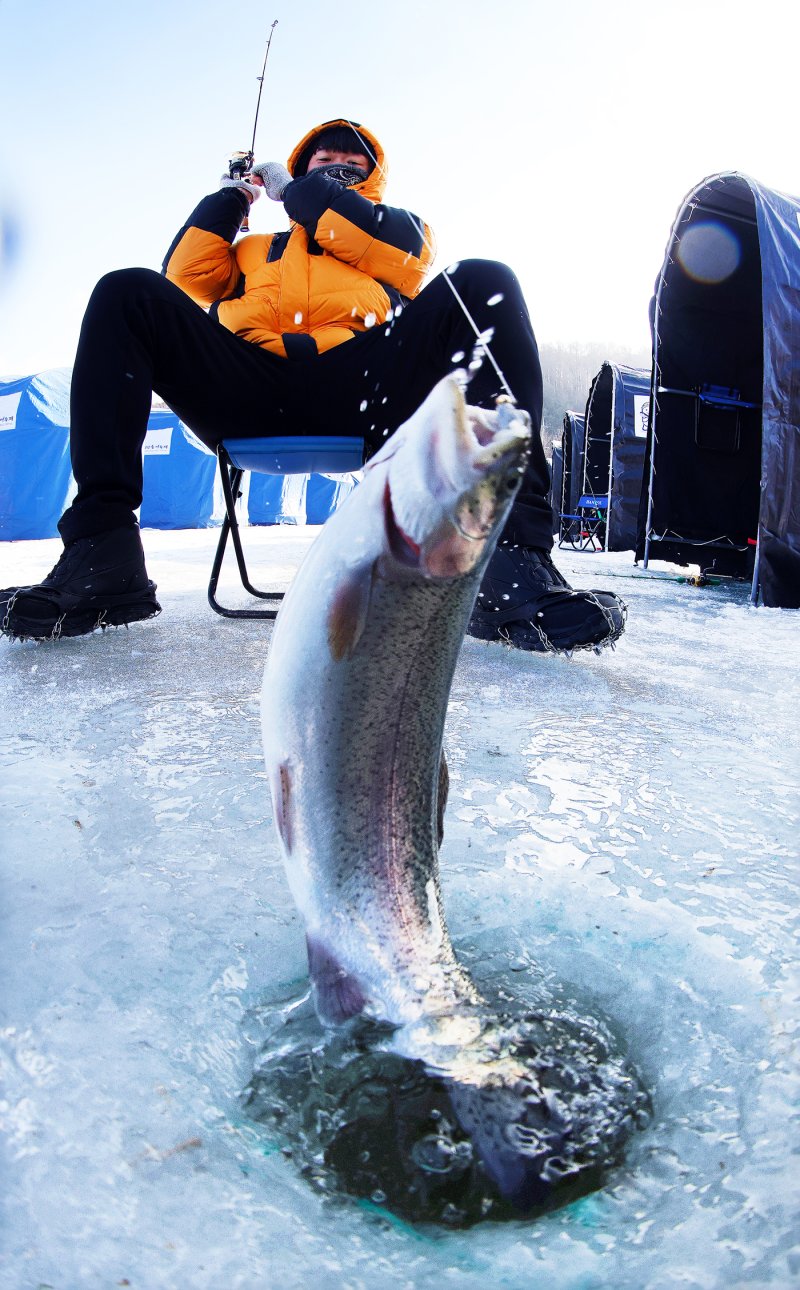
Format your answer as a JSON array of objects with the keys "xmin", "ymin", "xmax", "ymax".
[{"xmin": 163, "ymin": 118, "xmax": 436, "ymax": 358}]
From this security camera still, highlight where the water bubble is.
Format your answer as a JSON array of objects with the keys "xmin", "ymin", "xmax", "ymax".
[
  {"xmin": 365, "ymin": 313, "xmax": 377, "ymax": 328},
  {"xmin": 411, "ymin": 1134, "xmax": 472, "ymax": 1175},
  {"xmin": 487, "ymin": 293, "xmax": 504, "ymax": 306},
  {"xmin": 451, "ymin": 351, "xmax": 466, "ymax": 363},
  {"xmin": 359, "ymin": 400, "xmax": 368, "ymax": 412},
  {"xmin": 294, "ymin": 311, "xmax": 303, "ymax": 325}
]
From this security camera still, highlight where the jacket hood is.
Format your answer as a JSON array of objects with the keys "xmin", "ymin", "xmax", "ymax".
[{"xmin": 287, "ymin": 118, "xmax": 387, "ymax": 203}]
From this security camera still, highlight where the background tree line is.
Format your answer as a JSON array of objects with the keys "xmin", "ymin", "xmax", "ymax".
[{"xmin": 538, "ymin": 340, "xmax": 651, "ymax": 455}]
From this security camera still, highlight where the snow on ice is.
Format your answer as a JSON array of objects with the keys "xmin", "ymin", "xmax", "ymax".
[{"xmin": 1, "ymin": 526, "xmax": 798, "ymax": 1288}]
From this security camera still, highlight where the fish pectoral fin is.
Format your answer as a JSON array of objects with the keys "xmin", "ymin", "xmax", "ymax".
[
  {"xmin": 326, "ymin": 561, "xmax": 375, "ymax": 662},
  {"xmin": 306, "ymin": 935, "xmax": 366, "ymax": 1024}
]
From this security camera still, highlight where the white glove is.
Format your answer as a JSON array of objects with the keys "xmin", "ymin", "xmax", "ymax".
[
  {"xmin": 250, "ymin": 162, "xmax": 293, "ymax": 202},
  {"xmin": 219, "ymin": 175, "xmax": 261, "ymax": 204}
]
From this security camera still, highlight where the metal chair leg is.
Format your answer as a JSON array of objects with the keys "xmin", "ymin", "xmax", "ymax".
[{"xmin": 207, "ymin": 456, "xmax": 285, "ymax": 620}]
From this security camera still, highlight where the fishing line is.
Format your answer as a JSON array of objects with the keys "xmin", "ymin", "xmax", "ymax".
[{"xmin": 342, "ymin": 117, "xmax": 516, "ymax": 402}]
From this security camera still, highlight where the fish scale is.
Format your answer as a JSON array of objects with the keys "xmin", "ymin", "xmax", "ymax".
[
  {"xmin": 262, "ymin": 377, "xmax": 528, "ymax": 1027},
  {"xmin": 259, "ymin": 375, "xmax": 650, "ymax": 1215}
]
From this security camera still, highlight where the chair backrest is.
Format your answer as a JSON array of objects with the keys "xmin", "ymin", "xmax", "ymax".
[{"xmin": 221, "ymin": 436, "xmax": 365, "ymax": 476}]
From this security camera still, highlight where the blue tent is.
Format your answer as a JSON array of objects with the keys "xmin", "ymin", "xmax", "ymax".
[
  {"xmin": 638, "ymin": 172, "xmax": 800, "ymax": 607},
  {"xmin": 306, "ymin": 472, "xmax": 360, "ymax": 524},
  {"xmin": 248, "ymin": 470, "xmax": 361, "ymax": 526},
  {"xmin": 582, "ymin": 362, "xmax": 650, "ymax": 551},
  {"xmin": 247, "ymin": 473, "xmax": 309, "ymax": 525},
  {"xmin": 0, "ymin": 368, "xmax": 72, "ymax": 539},
  {"xmin": 1, "ymin": 373, "xmax": 216, "ymax": 537},
  {"xmin": 140, "ymin": 412, "xmax": 216, "ymax": 529},
  {"xmin": 1, "ymin": 367, "xmax": 360, "ymax": 538}
]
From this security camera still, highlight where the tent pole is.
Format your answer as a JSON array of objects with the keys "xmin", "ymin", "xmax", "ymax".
[
  {"xmin": 642, "ymin": 277, "xmax": 667, "ymax": 570},
  {"xmin": 605, "ymin": 371, "xmax": 616, "ymax": 553},
  {"xmin": 750, "ymin": 533, "xmax": 761, "ymax": 605}
]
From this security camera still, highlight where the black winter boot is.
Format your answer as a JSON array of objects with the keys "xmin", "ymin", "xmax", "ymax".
[
  {"xmin": 468, "ymin": 544, "xmax": 626, "ymax": 654},
  {"xmin": 0, "ymin": 527, "xmax": 161, "ymax": 641}
]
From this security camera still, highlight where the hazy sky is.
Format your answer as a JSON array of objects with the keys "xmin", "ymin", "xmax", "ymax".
[{"xmin": 0, "ymin": 0, "xmax": 797, "ymax": 376}]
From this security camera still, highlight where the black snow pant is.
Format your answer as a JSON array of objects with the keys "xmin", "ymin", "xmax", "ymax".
[{"xmin": 60, "ymin": 260, "xmax": 551, "ymax": 548}]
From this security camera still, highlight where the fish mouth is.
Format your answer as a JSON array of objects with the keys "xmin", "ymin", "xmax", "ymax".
[
  {"xmin": 454, "ymin": 436, "xmax": 531, "ymax": 543},
  {"xmin": 377, "ymin": 380, "xmax": 532, "ymax": 578}
]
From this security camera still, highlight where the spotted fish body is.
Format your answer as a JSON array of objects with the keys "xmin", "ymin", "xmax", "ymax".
[
  {"xmin": 259, "ymin": 378, "xmax": 650, "ymax": 1214},
  {"xmin": 261, "ymin": 376, "xmax": 530, "ymax": 1031}
]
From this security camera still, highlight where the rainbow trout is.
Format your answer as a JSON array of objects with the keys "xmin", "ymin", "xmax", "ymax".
[
  {"xmin": 259, "ymin": 376, "xmax": 647, "ymax": 1216},
  {"xmin": 262, "ymin": 375, "xmax": 528, "ymax": 1029}
]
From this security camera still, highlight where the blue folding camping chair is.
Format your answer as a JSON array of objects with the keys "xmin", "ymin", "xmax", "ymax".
[
  {"xmin": 208, "ymin": 435, "xmax": 365, "ymax": 619},
  {"xmin": 558, "ymin": 495, "xmax": 608, "ymax": 551}
]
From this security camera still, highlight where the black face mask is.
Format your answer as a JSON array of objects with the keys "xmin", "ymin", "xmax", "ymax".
[{"xmin": 313, "ymin": 163, "xmax": 369, "ymax": 187}]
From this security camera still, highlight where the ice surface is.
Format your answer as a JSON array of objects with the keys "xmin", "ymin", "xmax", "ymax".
[{"xmin": 1, "ymin": 527, "xmax": 798, "ymax": 1288}]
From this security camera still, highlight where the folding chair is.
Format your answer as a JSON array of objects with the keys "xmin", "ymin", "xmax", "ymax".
[
  {"xmin": 693, "ymin": 384, "xmax": 760, "ymax": 454},
  {"xmin": 575, "ymin": 494, "xmax": 608, "ymax": 550},
  {"xmin": 558, "ymin": 496, "xmax": 607, "ymax": 551},
  {"xmin": 208, "ymin": 435, "xmax": 365, "ymax": 619}
]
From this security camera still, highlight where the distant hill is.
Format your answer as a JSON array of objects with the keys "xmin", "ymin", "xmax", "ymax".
[{"xmin": 539, "ymin": 340, "xmax": 651, "ymax": 451}]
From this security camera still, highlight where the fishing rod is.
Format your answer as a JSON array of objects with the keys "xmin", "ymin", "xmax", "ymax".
[{"xmin": 228, "ymin": 18, "xmax": 279, "ymax": 229}]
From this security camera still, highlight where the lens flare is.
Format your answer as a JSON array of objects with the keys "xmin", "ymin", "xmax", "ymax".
[{"xmin": 676, "ymin": 220, "xmax": 741, "ymax": 284}]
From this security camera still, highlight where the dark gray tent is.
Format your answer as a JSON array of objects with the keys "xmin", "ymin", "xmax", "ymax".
[
  {"xmin": 548, "ymin": 443, "xmax": 564, "ymax": 533},
  {"xmin": 558, "ymin": 410, "xmax": 586, "ymax": 544},
  {"xmin": 582, "ymin": 362, "xmax": 650, "ymax": 551},
  {"xmin": 637, "ymin": 172, "xmax": 800, "ymax": 607}
]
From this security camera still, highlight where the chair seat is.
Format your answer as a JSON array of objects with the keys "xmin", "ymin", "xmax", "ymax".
[
  {"xmin": 222, "ymin": 436, "xmax": 364, "ymax": 475},
  {"xmin": 209, "ymin": 434, "xmax": 367, "ymax": 619}
]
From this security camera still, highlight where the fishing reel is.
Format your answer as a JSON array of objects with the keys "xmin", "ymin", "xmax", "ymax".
[
  {"xmin": 228, "ymin": 149, "xmax": 255, "ymax": 231},
  {"xmin": 228, "ymin": 149, "xmax": 254, "ymax": 181}
]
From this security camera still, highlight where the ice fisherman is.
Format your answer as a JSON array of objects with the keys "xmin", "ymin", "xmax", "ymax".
[{"xmin": 1, "ymin": 118, "xmax": 626, "ymax": 652}]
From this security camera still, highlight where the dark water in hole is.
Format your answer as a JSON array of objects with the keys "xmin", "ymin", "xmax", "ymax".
[{"xmin": 242, "ymin": 989, "xmax": 650, "ymax": 1228}]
